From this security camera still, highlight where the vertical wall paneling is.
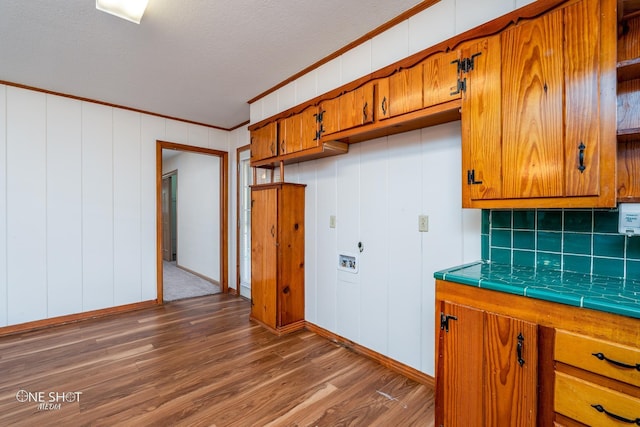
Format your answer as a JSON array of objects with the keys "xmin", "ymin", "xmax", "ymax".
[
  {"xmin": 278, "ymin": 82, "xmax": 297, "ymax": 113},
  {"xmin": 166, "ymin": 119, "xmax": 189, "ymax": 145},
  {"xmin": 300, "ymin": 162, "xmax": 318, "ymax": 322},
  {"xmin": 82, "ymin": 101, "xmax": 114, "ymax": 311},
  {"xmin": 371, "ymin": 21, "xmax": 410, "ymax": 72},
  {"xmin": 249, "ymin": 99, "xmax": 263, "ymax": 125},
  {"xmin": 140, "ymin": 115, "xmax": 165, "ymax": 301},
  {"xmin": 455, "ymin": 0, "xmax": 515, "ymax": 34},
  {"xmin": 295, "ymin": 71, "xmax": 318, "ymax": 106},
  {"xmin": 6, "ymin": 87, "xmax": 47, "ymax": 324},
  {"xmin": 358, "ymin": 137, "xmax": 390, "ymax": 355},
  {"xmin": 317, "ymin": 58, "xmax": 342, "ymax": 98},
  {"xmin": 262, "ymin": 91, "xmax": 279, "ymax": 121},
  {"xmin": 408, "ymin": 0, "xmax": 456, "ymax": 55},
  {"xmin": 341, "ymin": 41, "xmax": 372, "ymax": 86},
  {"xmin": 0, "ymin": 85, "xmax": 7, "ymax": 326},
  {"xmin": 46, "ymin": 95, "xmax": 83, "ymax": 317},
  {"xmin": 113, "ymin": 109, "xmax": 142, "ymax": 305},
  {"xmin": 313, "ymin": 158, "xmax": 339, "ymax": 330},
  {"xmin": 419, "ymin": 122, "xmax": 465, "ymax": 373},
  {"xmin": 188, "ymin": 124, "xmax": 208, "ymax": 149},
  {"xmin": 386, "ymin": 130, "xmax": 423, "ymax": 369},
  {"xmin": 209, "ymin": 128, "xmax": 231, "ymax": 152},
  {"xmin": 336, "ymin": 144, "xmax": 362, "ymax": 342}
]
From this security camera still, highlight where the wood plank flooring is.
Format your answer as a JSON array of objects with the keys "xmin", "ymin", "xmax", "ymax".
[{"xmin": 0, "ymin": 294, "xmax": 435, "ymax": 426}]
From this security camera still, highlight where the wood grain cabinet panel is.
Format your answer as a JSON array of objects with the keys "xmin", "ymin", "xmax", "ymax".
[
  {"xmin": 250, "ymin": 183, "xmax": 305, "ymax": 334},
  {"xmin": 423, "ymin": 49, "xmax": 462, "ymax": 108},
  {"xmin": 462, "ymin": 0, "xmax": 616, "ymax": 208},
  {"xmin": 278, "ymin": 105, "xmax": 321, "ymax": 156},
  {"xmin": 250, "ymin": 121, "xmax": 278, "ymax": 162},
  {"xmin": 338, "ymin": 81, "xmax": 374, "ymax": 131},
  {"xmin": 386, "ymin": 65, "xmax": 423, "ymax": 118},
  {"xmin": 436, "ymin": 300, "xmax": 538, "ymax": 426}
]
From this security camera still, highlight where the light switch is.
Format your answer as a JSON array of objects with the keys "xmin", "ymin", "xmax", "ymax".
[
  {"xmin": 330, "ymin": 215, "xmax": 336, "ymax": 229},
  {"xmin": 418, "ymin": 215, "xmax": 429, "ymax": 232}
]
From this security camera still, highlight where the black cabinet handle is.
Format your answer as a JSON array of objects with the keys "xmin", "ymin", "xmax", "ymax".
[
  {"xmin": 270, "ymin": 225, "xmax": 275, "ymax": 238},
  {"xmin": 578, "ymin": 142, "xmax": 586, "ymax": 173},
  {"xmin": 363, "ymin": 102, "xmax": 368, "ymax": 122},
  {"xmin": 591, "ymin": 404, "xmax": 640, "ymax": 425},
  {"xmin": 592, "ymin": 352, "xmax": 640, "ymax": 371},
  {"xmin": 517, "ymin": 333, "xmax": 525, "ymax": 366},
  {"xmin": 381, "ymin": 97, "xmax": 387, "ymax": 116}
]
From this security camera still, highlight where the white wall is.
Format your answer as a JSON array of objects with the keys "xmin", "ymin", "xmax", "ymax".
[
  {"xmin": 242, "ymin": 0, "xmax": 536, "ymax": 375},
  {"xmin": 163, "ymin": 152, "xmax": 221, "ymax": 282},
  {"xmin": 0, "ymin": 84, "xmax": 230, "ymax": 327}
]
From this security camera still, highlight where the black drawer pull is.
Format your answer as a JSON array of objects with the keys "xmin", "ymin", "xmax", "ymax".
[
  {"xmin": 592, "ymin": 352, "xmax": 640, "ymax": 371},
  {"xmin": 591, "ymin": 404, "xmax": 640, "ymax": 425}
]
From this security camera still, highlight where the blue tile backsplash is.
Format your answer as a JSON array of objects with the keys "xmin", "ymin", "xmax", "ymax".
[{"xmin": 482, "ymin": 209, "xmax": 640, "ymax": 279}]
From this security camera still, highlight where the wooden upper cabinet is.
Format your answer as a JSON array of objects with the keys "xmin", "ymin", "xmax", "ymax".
[
  {"xmin": 423, "ymin": 49, "xmax": 463, "ymax": 108},
  {"xmin": 338, "ymin": 81, "xmax": 374, "ymax": 131},
  {"xmin": 462, "ymin": 0, "xmax": 616, "ymax": 208},
  {"xmin": 250, "ymin": 121, "xmax": 278, "ymax": 162},
  {"xmin": 384, "ymin": 64, "xmax": 424, "ymax": 119},
  {"xmin": 278, "ymin": 105, "xmax": 321, "ymax": 156},
  {"xmin": 319, "ymin": 96, "xmax": 341, "ymax": 136},
  {"xmin": 320, "ymin": 82, "xmax": 375, "ymax": 137}
]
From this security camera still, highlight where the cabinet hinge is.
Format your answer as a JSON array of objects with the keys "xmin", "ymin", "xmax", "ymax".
[
  {"xmin": 450, "ymin": 77, "xmax": 466, "ymax": 96},
  {"xmin": 440, "ymin": 313, "xmax": 458, "ymax": 332},
  {"xmin": 467, "ymin": 169, "xmax": 483, "ymax": 185},
  {"xmin": 453, "ymin": 52, "xmax": 482, "ymax": 74},
  {"xmin": 314, "ymin": 110, "xmax": 325, "ymax": 123}
]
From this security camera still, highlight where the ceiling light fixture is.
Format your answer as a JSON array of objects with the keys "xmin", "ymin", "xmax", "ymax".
[{"xmin": 96, "ymin": 0, "xmax": 149, "ymax": 24}]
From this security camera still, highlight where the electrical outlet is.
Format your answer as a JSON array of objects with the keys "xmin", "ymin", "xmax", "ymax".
[
  {"xmin": 330, "ymin": 215, "xmax": 336, "ymax": 229},
  {"xmin": 418, "ymin": 215, "xmax": 429, "ymax": 232}
]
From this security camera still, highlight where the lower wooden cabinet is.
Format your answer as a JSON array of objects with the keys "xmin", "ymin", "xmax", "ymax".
[
  {"xmin": 436, "ymin": 279, "xmax": 640, "ymax": 427},
  {"xmin": 436, "ymin": 300, "xmax": 538, "ymax": 426},
  {"xmin": 250, "ymin": 183, "xmax": 305, "ymax": 334}
]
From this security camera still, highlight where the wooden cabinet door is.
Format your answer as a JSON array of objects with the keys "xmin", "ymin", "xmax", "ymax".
[
  {"xmin": 250, "ymin": 187, "xmax": 277, "ymax": 327},
  {"xmin": 339, "ymin": 82, "xmax": 374, "ymax": 131},
  {"xmin": 319, "ymin": 96, "xmax": 341, "ymax": 136},
  {"xmin": 277, "ymin": 185, "xmax": 305, "ymax": 326},
  {"xmin": 462, "ymin": 35, "xmax": 503, "ymax": 205},
  {"xmin": 376, "ymin": 78, "xmax": 390, "ymax": 121},
  {"xmin": 301, "ymin": 105, "xmax": 321, "ymax": 150},
  {"xmin": 423, "ymin": 50, "xmax": 462, "ymax": 108},
  {"xmin": 436, "ymin": 301, "xmax": 484, "ymax": 426},
  {"xmin": 484, "ymin": 312, "xmax": 538, "ymax": 426},
  {"xmin": 501, "ymin": 7, "xmax": 564, "ymax": 199},
  {"xmin": 563, "ymin": 0, "xmax": 601, "ymax": 197},
  {"xmin": 388, "ymin": 65, "xmax": 423, "ymax": 117},
  {"xmin": 250, "ymin": 121, "xmax": 278, "ymax": 162},
  {"xmin": 279, "ymin": 114, "xmax": 301, "ymax": 155}
]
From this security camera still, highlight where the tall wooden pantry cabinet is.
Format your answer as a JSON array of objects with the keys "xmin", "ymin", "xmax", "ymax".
[{"xmin": 250, "ymin": 183, "xmax": 306, "ymax": 334}]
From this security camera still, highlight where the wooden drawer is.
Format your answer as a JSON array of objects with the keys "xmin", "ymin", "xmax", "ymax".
[
  {"xmin": 555, "ymin": 330, "xmax": 640, "ymax": 387},
  {"xmin": 555, "ymin": 372, "xmax": 640, "ymax": 426}
]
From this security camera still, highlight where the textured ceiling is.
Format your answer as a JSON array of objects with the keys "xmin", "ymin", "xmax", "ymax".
[{"xmin": 0, "ymin": 0, "xmax": 423, "ymax": 129}]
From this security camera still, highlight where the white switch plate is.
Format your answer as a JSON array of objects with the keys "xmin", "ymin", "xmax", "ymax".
[
  {"xmin": 418, "ymin": 215, "xmax": 429, "ymax": 232},
  {"xmin": 329, "ymin": 215, "xmax": 336, "ymax": 229}
]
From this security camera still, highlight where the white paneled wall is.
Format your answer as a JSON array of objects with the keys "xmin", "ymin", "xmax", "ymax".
[
  {"xmin": 7, "ymin": 88, "xmax": 47, "ymax": 325},
  {"xmin": 46, "ymin": 95, "xmax": 83, "ymax": 317},
  {"xmin": 0, "ymin": 84, "xmax": 230, "ymax": 328},
  {"xmin": 0, "ymin": 85, "xmax": 6, "ymax": 326}
]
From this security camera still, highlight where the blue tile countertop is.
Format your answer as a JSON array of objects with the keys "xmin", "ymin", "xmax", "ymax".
[{"xmin": 434, "ymin": 261, "xmax": 640, "ymax": 319}]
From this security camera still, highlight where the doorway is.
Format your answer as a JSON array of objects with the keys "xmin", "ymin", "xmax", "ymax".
[
  {"xmin": 162, "ymin": 171, "xmax": 177, "ymax": 262},
  {"xmin": 156, "ymin": 140, "xmax": 229, "ymax": 303},
  {"xmin": 236, "ymin": 145, "xmax": 252, "ymax": 298}
]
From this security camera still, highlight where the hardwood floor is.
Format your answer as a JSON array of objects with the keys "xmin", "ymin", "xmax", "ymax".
[{"xmin": 0, "ymin": 294, "xmax": 435, "ymax": 426}]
